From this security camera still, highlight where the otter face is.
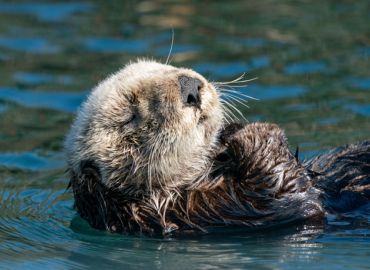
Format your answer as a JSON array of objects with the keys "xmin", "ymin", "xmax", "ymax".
[{"xmin": 65, "ymin": 60, "xmax": 223, "ymax": 192}]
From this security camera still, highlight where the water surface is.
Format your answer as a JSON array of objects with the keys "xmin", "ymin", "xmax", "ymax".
[{"xmin": 0, "ymin": 1, "xmax": 369, "ymax": 269}]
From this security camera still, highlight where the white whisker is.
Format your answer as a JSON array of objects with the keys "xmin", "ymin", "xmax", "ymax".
[
  {"xmin": 214, "ymin": 73, "xmax": 246, "ymax": 85},
  {"xmin": 214, "ymin": 75, "xmax": 258, "ymax": 86},
  {"xmin": 222, "ymin": 93, "xmax": 250, "ymax": 109},
  {"xmin": 221, "ymin": 92, "xmax": 252, "ymax": 108},
  {"xmin": 165, "ymin": 28, "xmax": 174, "ymax": 65},
  {"xmin": 224, "ymin": 101, "xmax": 247, "ymax": 122},
  {"xmin": 220, "ymin": 87, "xmax": 259, "ymax": 101},
  {"xmin": 220, "ymin": 105, "xmax": 234, "ymax": 123},
  {"xmin": 220, "ymin": 100, "xmax": 241, "ymax": 121}
]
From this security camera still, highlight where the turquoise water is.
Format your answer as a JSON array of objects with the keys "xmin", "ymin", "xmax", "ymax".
[{"xmin": 0, "ymin": 1, "xmax": 369, "ymax": 269}]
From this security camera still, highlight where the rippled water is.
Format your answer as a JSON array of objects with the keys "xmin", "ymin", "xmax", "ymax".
[{"xmin": 0, "ymin": 1, "xmax": 369, "ymax": 269}]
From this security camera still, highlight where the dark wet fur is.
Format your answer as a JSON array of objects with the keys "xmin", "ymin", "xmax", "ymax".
[
  {"xmin": 305, "ymin": 141, "xmax": 370, "ymax": 212},
  {"xmin": 69, "ymin": 123, "xmax": 370, "ymax": 236}
]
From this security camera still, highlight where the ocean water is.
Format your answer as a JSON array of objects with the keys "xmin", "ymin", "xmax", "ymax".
[{"xmin": 0, "ymin": 1, "xmax": 369, "ymax": 269}]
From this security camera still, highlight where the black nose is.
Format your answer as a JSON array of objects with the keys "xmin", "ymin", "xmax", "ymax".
[{"xmin": 178, "ymin": 75, "xmax": 203, "ymax": 107}]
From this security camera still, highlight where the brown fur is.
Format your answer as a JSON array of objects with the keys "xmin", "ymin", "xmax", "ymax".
[{"xmin": 66, "ymin": 60, "xmax": 370, "ymax": 236}]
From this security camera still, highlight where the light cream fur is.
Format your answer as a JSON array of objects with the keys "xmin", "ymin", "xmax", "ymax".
[{"xmin": 65, "ymin": 60, "xmax": 223, "ymax": 192}]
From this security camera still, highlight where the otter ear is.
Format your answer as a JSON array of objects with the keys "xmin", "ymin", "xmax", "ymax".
[
  {"xmin": 80, "ymin": 160, "xmax": 100, "ymax": 177},
  {"xmin": 78, "ymin": 160, "xmax": 101, "ymax": 191},
  {"xmin": 71, "ymin": 160, "xmax": 108, "ymax": 231}
]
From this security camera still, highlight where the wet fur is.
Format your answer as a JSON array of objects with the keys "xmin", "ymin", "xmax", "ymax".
[{"xmin": 66, "ymin": 60, "xmax": 370, "ymax": 236}]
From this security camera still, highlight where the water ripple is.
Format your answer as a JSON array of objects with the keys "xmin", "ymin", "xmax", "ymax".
[
  {"xmin": 155, "ymin": 44, "xmax": 202, "ymax": 56},
  {"xmin": 0, "ymin": 188, "xmax": 78, "ymax": 269},
  {"xmin": 194, "ymin": 56, "xmax": 270, "ymax": 78},
  {"xmin": 0, "ymin": 87, "xmax": 86, "ymax": 113},
  {"xmin": 222, "ymin": 37, "xmax": 268, "ymax": 48},
  {"xmin": 344, "ymin": 103, "xmax": 370, "ymax": 117},
  {"xmin": 0, "ymin": 2, "xmax": 94, "ymax": 22},
  {"xmin": 347, "ymin": 78, "xmax": 370, "ymax": 90},
  {"xmin": 83, "ymin": 37, "xmax": 149, "ymax": 53},
  {"xmin": 284, "ymin": 61, "xmax": 328, "ymax": 75},
  {"xmin": 13, "ymin": 72, "xmax": 74, "ymax": 86},
  {"xmin": 0, "ymin": 151, "xmax": 64, "ymax": 171},
  {"xmin": 241, "ymin": 84, "xmax": 308, "ymax": 100},
  {"xmin": 0, "ymin": 104, "xmax": 8, "ymax": 113},
  {"xmin": 0, "ymin": 37, "xmax": 59, "ymax": 54}
]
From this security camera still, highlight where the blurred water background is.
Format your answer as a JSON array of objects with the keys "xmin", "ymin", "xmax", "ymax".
[{"xmin": 0, "ymin": 1, "xmax": 369, "ymax": 269}]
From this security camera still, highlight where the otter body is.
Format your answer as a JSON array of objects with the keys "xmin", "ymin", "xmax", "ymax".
[{"xmin": 66, "ymin": 60, "xmax": 370, "ymax": 236}]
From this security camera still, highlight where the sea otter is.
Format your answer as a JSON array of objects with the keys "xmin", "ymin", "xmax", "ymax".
[{"xmin": 65, "ymin": 60, "xmax": 370, "ymax": 236}]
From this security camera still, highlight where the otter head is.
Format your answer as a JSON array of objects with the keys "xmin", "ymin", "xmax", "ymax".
[{"xmin": 65, "ymin": 60, "xmax": 223, "ymax": 194}]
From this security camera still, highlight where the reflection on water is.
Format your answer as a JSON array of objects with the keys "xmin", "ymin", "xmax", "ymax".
[
  {"xmin": 284, "ymin": 61, "xmax": 328, "ymax": 75},
  {"xmin": 83, "ymin": 37, "xmax": 150, "ymax": 53},
  {"xmin": 0, "ymin": 151, "xmax": 64, "ymax": 170},
  {"xmin": 194, "ymin": 56, "xmax": 270, "ymax": 77},
  {"xmin": 0, "ymin": 104, "xmax": 7, "ymax": 113},
  {"xmin": 0, "ymin": 0, "xmax": 369, "ymax": 269},
  {"xmin": 0, "ymin": 2, "xmax": 93, "ymax": 22},
  {"xmin": 344, "ymin": 103, "xmax": 370, "ymax": 117},
  {"xmin": 0, "ymin": 88, "xmax": 86, "ymax": 113},
  {"xmin": 0, "ymin": 37, "xmax": 59, "ymax": 53},
  {"xmin": 13, "ymin": 72, "xmax": 74, "ymax": 86},
  {"xmin": 242, "ymin": 84, "xmax": 308, "ymax": 100},
  {"xmin": 348, "ymin": 78, "xmax": 370, "ymax": 90}
]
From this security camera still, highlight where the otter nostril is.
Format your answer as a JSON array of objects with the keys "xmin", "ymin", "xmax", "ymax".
[
  {"xmin": 178, "ymin": 75, "xmax": 203, "ymax": 107},
  {"xmin": 187, "ymin": 93, "xmax": 198, "ymax": 106}
]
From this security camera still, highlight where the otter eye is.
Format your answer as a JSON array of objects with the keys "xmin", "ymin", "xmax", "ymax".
[
  {"xmin": 123, "ymin": 114, "xmax": 136, "ymax": 126},
  {"xmin": 129, "ymin": 94, "xmax": 138, "ymax": 105}
]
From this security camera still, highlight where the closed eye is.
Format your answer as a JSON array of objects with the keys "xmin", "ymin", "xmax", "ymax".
[{"xmin": 123, "ymin": 114, "xmax": 136, "ymax": 125}]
